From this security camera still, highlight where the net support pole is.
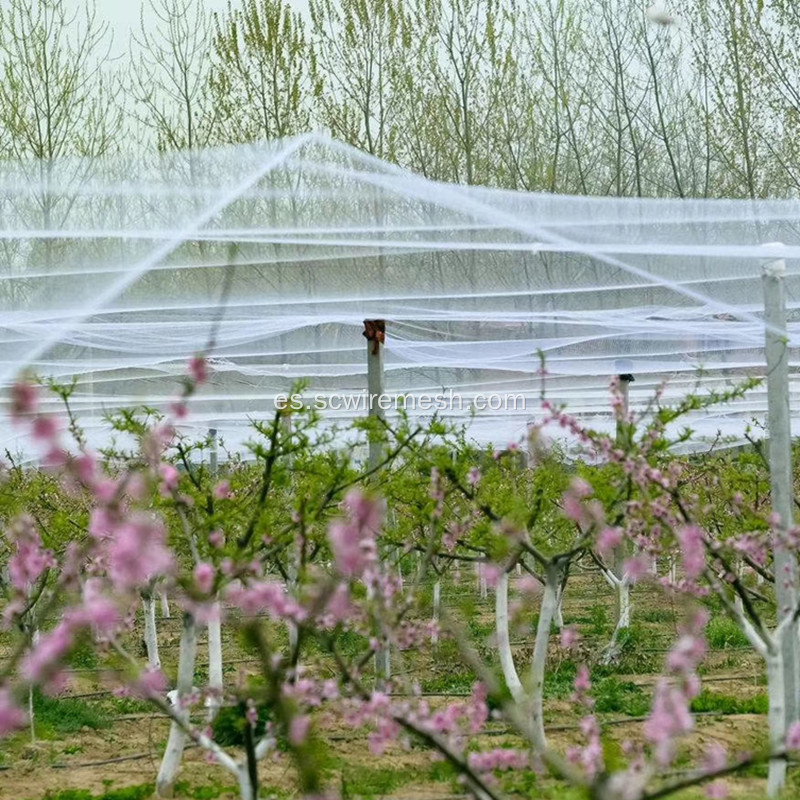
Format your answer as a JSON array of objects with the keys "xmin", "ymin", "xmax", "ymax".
[
  {"xmin": 762, "ymin": 246, "xmax": 799, "ymax": 743},
  {"xmin": 364, "ymin": 319, "xmax": 390, "ymax": 686},
  {"xmin": 207, "ymin": 426, "xmax": 223, "ymax": 722},
  {"xmin": 364, "ymin": 320, "xmax": 386, "ymax": 472},
  {"xmin": 613, "ymin": 367, "xmax": 634, "ymax": 632},
  {"xmin": 209, "ymin": 428, "xmax": 218, "ymax": 477}
]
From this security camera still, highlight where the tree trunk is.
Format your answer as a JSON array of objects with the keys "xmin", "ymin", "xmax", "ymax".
[
  {"xmin": 495, "ymin": 571, "xmax": 525, "ymax": 702},
  {"xmin": 767, "ymin": 649, "xmax": 788, "ymax": 797},
  {"xmin": 143, "ymin": 594, "xmax": 161, "ymax": 669},
  {"xmin": 156, "ymin": 612, "xmax": 198, "ymax": 797},
  {"xmin": 553, "ymin": 583, "xmax": 565, "ymax": 630},
  {"xmin": 207, "ymin": 602, "xmax": 223, "ymax": 722},
  {"xmin": 160, "ymin": 590, "xmax": 171, "ymax": 619},
  {"xmin": 530, "ymin": 564, "xmax": 560, "ymax": 752}
]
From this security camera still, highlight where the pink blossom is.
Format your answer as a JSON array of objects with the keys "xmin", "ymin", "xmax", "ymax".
[
  {"xmin": 226, "ymin": 580, "xmax": 305, "ymax": 622},
  {"xmin": 89, "ymin": 507, "xmax": 116, "ymax": 539},
  {"xmin": 703, "ymin": 742, "xmax": 727, "ymax": 772},
  {"xmin": 21, "ymin": 621, "xmax": 73, "ymax": 683},
  {"xmin": 72, "ymin": 452, "xmax": 98, "ymax": 487},
  {"xmin": 518, "ymin": 575, "xmax": 542, "ymax": 595},
  {"xmin": 571, "ymin": 477, "xmax": 593, "ymax": 498},
  {"xmin": 787, "ymin": 721, "xmax": 800, "ymax": 750},
  {"xmin": 189, "ymin": 355, "xmax": 208, "ymax": 384},
  {"xmin": 170, "ymin": 401, "xmax": 188, "ymax": 419},
  {"xmin": 574, "ymin": 664, "xmax": 591, "ymax": 692},
  {"xmin": 289, "ymin": 715, "xmax": 311, "ymax": 746},
  {"xmin": 328, "ymin": 491, "xmax": 383, "ymax": 578},
  {"xmin": 213, "ymin": 480, "xmax": 233, "ymax": 500},
  {"xmin": 7, "ymin": 516, "xmax": 55, "ymax": 591},
  {"xmin": 597, "ymin": 527, "xmax": 623, "ymax": 558},
  {"xmin": 107, "ymin": 516, "xmax": 175, "ymax": 591},
  {"xmin": 467, "ymin": 748, "xmax": 528, "ymax": 772},
  {"xmin": 323, "ymin": 583, "xmax": 353, "ymax": 624},
  {"xmin": 31, "ymin": 415, "xmax": 60, "ymax": 443},
  {"xmin": 208, "ymin": 529, "xmax": 225, "ymax": 549},
  {"xmin": 706, "ymin": 782, "xmax": 728, "ymax": 799},
  {"xmin": 677, "ymin": 525, "xmax": 705, "ymax": 580},
  {"xmin": 623, "ymin": 555, "xmax": 653, "ymax": 584},
  {"xmin": 0, "ymin": 687, "xmax": 26, "ymax": 737},
  {"xmin": 79, "ymin": 579, "xmax": 120, "ymax": 635},
  {"xmin": 467, "ymin": 467, "xmax": 481, "ymax": 487},
  {"xmin": 561, "ymin": 626, "xmax": 581, "ymax": 650},
  {"xmin": 158, "ymin": 463, "xmax": 179, "ymax": 496},
  {"xmin": 482, "ymin": 563, "xmax": 501, "ymax": 588},
  {"xmin": 194, "ymin": 562, "xmax": 216, "ymax": 594},
  {"xmin": 562, "ymin": 492, "xmax": 584, "ymax": 523},
  {"xmin": 644, "ymin": 680, "xmax": 694, "ymax": 765},
  {"xmin": 10, "ymin": 381, "xmax": 38, "ymax": 419},
  {"xmin": 133, "ymin": 667, "xmax": 168, "ymax": 698}
]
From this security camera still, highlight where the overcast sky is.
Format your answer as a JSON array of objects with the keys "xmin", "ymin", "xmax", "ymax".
[{"xmin": 59, "ymin": 0, "xmax": 310, "ymax": 55}]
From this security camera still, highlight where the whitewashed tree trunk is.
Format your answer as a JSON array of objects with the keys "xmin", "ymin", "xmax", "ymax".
[
  {"xmin": 600, "ymin": 568, "xmax": 631, "ymax": 664},
  {"xmin": 767, "ymin": 649, "xmax": 787, "ymax": 797},
  {"xmin": 156, "ymin": 612, "xmax": 198, "ymax": 797},
  {"xmin": 207, "ymin": 602, "xmax": 223, "ymax": 722},
  {"xmin": 160, "ymin": 590, "xmax": 171, "ymax": 619},
  {"xmin": 431, "ymin": 579, "xmax": 441, "ymax": 645},
  {"xmin": 530, "ymin": 564, "xmax": 560, "ymax": 752},
  {"xmin": 237, "ymin": 764, "xmax": 256, "ymax": 800},
  {"xmin": 618, "ymin": 578, "xmax": 631, "ymax": 629},
  {"xmin": 143, "ymin": 594, "xmax": 161, "ymax": 669},
  {"xmin": 495, "ymin": 571, "xmax": 524, "ymax": 702},
  {"xmin": 479, "ymin": 563, "xmax": 488, "ymax": 599},
  {"xmin": 553, "ymin": 583, "xmax": 565, "ymax": 630}
]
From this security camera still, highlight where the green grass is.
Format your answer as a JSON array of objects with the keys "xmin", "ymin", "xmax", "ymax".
[
  {"xmin": 39, "ymin": 786, "xmax": 153, "ymax": 800},
  {"xmin": 706, "ymin": 616, "xmax": 751, "ymax": 649},
  {"xmin": 340, "ymin": 764, "xmax": 414, "ymax": 798},
  {"xmin": 421, "ymin": 671, "xmax": 475, "ymax": 694},
  {"xmin": 690, "ymin": 689, "xmax": 768, "ymax": 715},
  {"xmin": 174, "ymin": 782, "xmax": 239, "ymax": 799},
  {"xmin": 32, "ymin": 690, "xmax": 110, "ymax": 739},
  {"xmin": 593, "ymin": 677, "xmax": 651, "ymax": 717}
]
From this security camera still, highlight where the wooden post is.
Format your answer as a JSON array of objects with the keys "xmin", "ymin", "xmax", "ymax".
[{"xmin": 762, "ymin": 244, "xmax": 799, "ymax": 784}]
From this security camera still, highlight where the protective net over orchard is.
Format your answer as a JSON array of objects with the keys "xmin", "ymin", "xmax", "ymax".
[{"xmin": 2, "ymin": 133, "xmax": 800, "ymax": 457}]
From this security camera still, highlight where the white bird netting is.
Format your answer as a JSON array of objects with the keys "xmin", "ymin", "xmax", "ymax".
[{"xmin": 2, "ymin": 133, "xmax": 800, "ymax": 457}]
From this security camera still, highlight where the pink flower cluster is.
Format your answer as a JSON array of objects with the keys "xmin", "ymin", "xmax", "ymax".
[{"xmin": 328, "ymin": 490, "xmax": 383, "ymax": 579}]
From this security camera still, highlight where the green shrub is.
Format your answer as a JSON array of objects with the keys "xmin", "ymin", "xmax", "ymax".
[{"xmin": 211, "ymin": 702, "xmax": 274, "ymax": 747}]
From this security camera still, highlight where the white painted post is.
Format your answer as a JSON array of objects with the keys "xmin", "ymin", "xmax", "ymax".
[
  {"xmin": 364, "ymin": 319, "xmax": 386, "ymax": 472},
  {"xmin": 207, "ymin": 427, "xmax": 223, "ymax": 721},
  {"xmin": 762, "ymin": 244, "xmax": 799, "ymax": 778},
  {"xmin": 209, "ymin": 427, "xmax": 218, "ymax": 477},
  {"xmin": 364, "ymin": 320, "xmax": 390, "ymax": 684}
]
